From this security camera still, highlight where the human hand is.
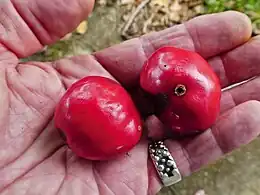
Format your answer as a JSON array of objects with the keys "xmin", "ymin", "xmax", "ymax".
[{"xmin": 0, "ymin": 1, "xmax": 259, "ymax": 195}]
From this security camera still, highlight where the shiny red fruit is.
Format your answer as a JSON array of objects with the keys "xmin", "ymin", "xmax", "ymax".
[
  {"xmin": 54, "ymin": 76, "xmax": 142, "ymax": 160},
  {"xmin": 140, "ymin": 46, "xmax": 221, "ymax": 135}
]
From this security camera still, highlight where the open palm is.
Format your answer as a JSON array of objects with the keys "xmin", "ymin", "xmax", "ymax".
[{"xmin": 1, "ymin": 1, "xmax": 260, "ymax": 195}]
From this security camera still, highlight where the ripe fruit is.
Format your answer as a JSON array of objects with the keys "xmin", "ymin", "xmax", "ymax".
[
  {"xmin": 140, "ymin": 46, "xmax": 221, "ymax": 135},
  {"xmin": 54, "ymin": 76, "xmax": 142, "ymax": 160}
]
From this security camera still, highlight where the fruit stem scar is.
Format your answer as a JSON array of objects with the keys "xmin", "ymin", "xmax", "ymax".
[{"xmin": 174, "ymin": 84, "xmax": 186, "ymax": 96}]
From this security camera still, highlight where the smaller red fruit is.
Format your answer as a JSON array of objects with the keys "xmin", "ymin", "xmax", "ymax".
[
  {"xmin": 140, "ymin": 46, "xmax": 221, "ymax": 135},
  {"xmin": 54, "ymin": 76, "xmax": 142, "ymax": 160}
]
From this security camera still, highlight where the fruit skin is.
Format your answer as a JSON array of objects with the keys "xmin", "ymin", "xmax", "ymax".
[
  {"xmin": 140, "ymin": 46, "xmax": 221, "ymax": 135},
  {"xmin": 54, "ymin": 76, "xmax": 142, "ymax": 160}
]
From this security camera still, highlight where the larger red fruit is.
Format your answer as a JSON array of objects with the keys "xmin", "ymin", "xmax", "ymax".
[
  {"xmin": 140, "ymin": 46, "xmax": 221, "ymax": 135},
  {"xmin": 54, "ymin": 76, "xmax": 142, "ymax": 160}
]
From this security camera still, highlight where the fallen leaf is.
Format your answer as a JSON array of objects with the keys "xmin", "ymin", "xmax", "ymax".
[
  {"xmin": 150, "ymin": 0, "xmax": 169, "ymax": 7},
  {"xmin": 76, "ymin": 21, "xmax": 88, "ymax": 35},
  {"xmin": 194, "ymin": 189, "xmax": 207, "ymax": 195},
  {"xmin": 121, "ymin": 0, "xmax": 135, "ymax": 5},
  {"xmin": 170, "ymin": 0, "xmax": 182, "ymax": 11}
]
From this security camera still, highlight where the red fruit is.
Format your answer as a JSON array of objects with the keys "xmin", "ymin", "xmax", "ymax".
[
  {"xmin": 140, "ymin": 46, "xmax": 221, "ymax": 135},
  {"xmin": 54, "ymin": 76, "xmax": 142, "ymax": 160}
]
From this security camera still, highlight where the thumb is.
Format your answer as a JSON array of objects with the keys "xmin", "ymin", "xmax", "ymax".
[{"xmin": 0, "ymin": 0, "xmax": 94, "ymax": 58}]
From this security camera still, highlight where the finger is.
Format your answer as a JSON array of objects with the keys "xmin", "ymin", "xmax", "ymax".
[
  {"xmin": 0, "ymin": 0, "xmax": 94, "ymax": 58},
  {"xmin": 208, "ymin": 36, "xmax": 260, "ymax": 87},
  {"xmin": 94, "ymin": 141, "xmax": 149, "ymax": 195},
  {"xmin": 167, "ymin": 100, "xmax": 260, "ymax": 176},
  {"xmin": 52, "ymin": 55, "xmax": 116, "ymax": 89},
  {"xmin": 185, "ymin": 11, "xmax": 252, "ymax": 59},
  {"xmin": 150, "ymin": 100, "xmax": 260, "ymax": 194},
  {"xmin": 220, "ymin": 76, "xmax": 260, "ymax": 113},
  {"xmin": 94, "ymin": 11, "xmax": 252, "ymax": 86}
]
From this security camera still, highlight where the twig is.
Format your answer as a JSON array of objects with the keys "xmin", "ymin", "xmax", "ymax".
[
  {"xmin": 121, "ymin": 0, "xmax": 150, "ymax": 38},
  {"xmin": 142, "ymin": 13, "xmax": 155, "ymax": 34}
]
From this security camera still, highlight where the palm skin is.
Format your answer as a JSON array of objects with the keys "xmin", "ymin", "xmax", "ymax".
[{"xmin": 0, "ymin": 1, "xmax": 260, "ymax": 195}]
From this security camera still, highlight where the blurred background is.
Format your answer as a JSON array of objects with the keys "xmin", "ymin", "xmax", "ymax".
[{"xmin": 25, "ymin": 1, "xmax": 260, "ymax": 194}]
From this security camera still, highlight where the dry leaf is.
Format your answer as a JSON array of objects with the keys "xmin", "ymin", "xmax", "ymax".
[
  {"xmin": 193, "ymin": 5, "xmax": 204, "ymax": 14},
  {"xmin": 194, "ymin": 189, "xmax": 207, "ymax": 195},
  {"xmin": 169, "ymin": 12, "xmax": 180, "ymax": 22},
  {"xmin": 76, "ymin": 21, "xmax": 88, "ymax": 35},
  {"xmin": 120, "ymin": 0, "xmax": 205, "ymax": 39},
  {"xmin": 150, "ymin": 0, "xmax": 169, "ymax": 7},
  {"xmin": 97, "ymin": 0, "xmax": 107, "ymax": 6},
  {"xmin": 121, "ymin": 0, "xmax": 135, "ymax": 5},
  {"xmin": 170, "ymin": 0, "xmax": 182, "ymax": 11}
]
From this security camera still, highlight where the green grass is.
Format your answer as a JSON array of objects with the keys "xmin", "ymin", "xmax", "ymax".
[
  {"xmin": 205, "ymin": 0, "xmax": 260, "ymax": 13},
  {"xmin": 204, "ymin": 0, "xmax": 260, "ymax": 34}
]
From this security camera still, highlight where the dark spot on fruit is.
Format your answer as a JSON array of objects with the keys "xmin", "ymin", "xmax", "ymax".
[
  {"xmin": 129, "ymin": 87, "xmax": 155, "ymax": 118},
  {"xmin": 153, "ymin": 93, "xmax": 169, "ymax": 115},
  {"xmin": 174, "ymin": 84, "xmax": 186, "ymax": 96}
]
